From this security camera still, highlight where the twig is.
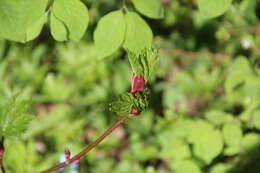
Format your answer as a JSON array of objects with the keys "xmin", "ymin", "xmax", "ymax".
[
  {"xmin": 40, "ymin": 114, "xmax": 131, "ymax": 173},
  {"xmin": 0, "ymin": 137, "xmax": 5, "ymax": 173}
]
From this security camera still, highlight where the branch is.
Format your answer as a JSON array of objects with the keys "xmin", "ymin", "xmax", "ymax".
[
  {"xmin": 40, "ymin": 114, "xmax": 131, "ymax": 173},
  {"xmin": 0, "ymin": 137, "xmax": 5, "ymax": 173}
]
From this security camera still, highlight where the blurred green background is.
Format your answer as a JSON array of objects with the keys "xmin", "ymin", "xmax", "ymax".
[{"xmin": 1, "ymin": 0, "xmax": 260, "ymax": 172}]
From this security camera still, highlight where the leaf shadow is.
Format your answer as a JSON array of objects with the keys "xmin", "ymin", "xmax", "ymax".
[{"xmin": 227, "ymin": 143, "xmax": 260, "ymax": 173}]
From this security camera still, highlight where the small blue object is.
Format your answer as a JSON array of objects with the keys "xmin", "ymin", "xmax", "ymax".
[{"xmin": 58, "ymin": 154, "xmax": 79, "ymax": 173}]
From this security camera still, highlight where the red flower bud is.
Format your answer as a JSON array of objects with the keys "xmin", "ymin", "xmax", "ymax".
[
  {"xmin": 131, "ymin": 74, "xmax": 145, "ymax": 94},
  {"xmin": 131, "ymin": 108, "xmax": 140, "ymax": 116},
  {"xmin": 64, "ymin": 149, "xmax": 71, "ymax": 161}
]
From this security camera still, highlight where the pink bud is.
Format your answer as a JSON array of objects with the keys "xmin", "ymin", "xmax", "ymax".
[
  {"xmin": 131, "ymin": 74, "xmax": 145, "ymax": 94},
  {"xmin": 64, "ymin": 149, "xmax": 71, "ymax": 161},
  {"xmin": 131, "ymin": 108, "xmax": 140, "ymax": 116}
]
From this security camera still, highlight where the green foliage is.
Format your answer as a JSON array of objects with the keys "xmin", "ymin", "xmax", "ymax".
[
  {"xmin": 204, "ymin": 110, "xmax": 232, "ymax": 126},
  {"xmin": 5, "ymin": 139, "xmax": 53, "ymax": 172},
  {"xmin": 252, "ymin": 110, "xmax": 260, "ymax": 129},
  {"xmin": 94, "ymin": 10, "xmax": 153, "ymax": 58},
  {"xmin": 0, "ymin": 0, "xmax": 88, "ymax": 42},
  {"xmin": 50, "ymin": 12, "xmax": 68, "ymax": 41},
  {"xmin": 0, "ymin": 0, "xmax": 49, "ymax": 42},
  {"xmin": 171, "ymin": 160, "xmax": 201, "ymax": 173},
  {"xmin": 0, "ymin": 95, "xmax": 33, "ymax": 138},
  {"xmin": 131, "ymin": 0, "xmax": 164, "ymax": 19},
  {"xmin": 0, "ymin": 0, "xmax": 259, "ymax": 173},
  {"xmin": 51, "ymin": 0, "xmax": 89, "ymax": 41},
  {"xmin": 198, "ymin": 0, "xmax": 233, "ymax": 19},
  {"xmin": 26, "ymin": 12, "xmax": 48, "ymax": 41},
  {"xmin": 188, "ymin": 120, "xmax": 223, "ymax": 164},
  {"xmin": 94, "ymin": 10, "xmax": 126, "ymax": 58},
  {"xmin": 225, "ymin": 56, "xmax": 252, "ymax": 92},
  {"xmin": 128, "ymin": 47, "xmax": 158, "ymax": 82},
  {"xmin": 110, "ymin": 88, "xmax": 149, "ymax": 115},
  {"xmin": 123, "ymin": 11, "xmax": 153, "ymax": 53},
  {"xmin": 241, "ymin": 133, "xmax": 260, "ymax": 152},
  {"xmin": 222, "ymin": 121, "xmax": 242, "ymax": 155}
]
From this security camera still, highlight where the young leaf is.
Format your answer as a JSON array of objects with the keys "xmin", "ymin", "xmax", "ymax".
[
  {"xmin": 0, "ymin": 0, "xmax": 49, "ymax": 42},
  {"xmin": 50, "ymin": 12, "xmax": 68, "ymax": 41},
  {"xmin": 94, "ymin": 10, "xmax": 126, "ymax": 58},
  {"xmin": 132, "ymin": 88, "xmax": 150, "ymax": 112},
  {"xmin": 52, "ymin": 0, "xmax": 89, "ymax": 41},
  {"xmin": 127, "ymin": 48, "xmax": 158, "ymax": 82},
  {"xmin": 110, "ymin": 89, "xmax": 150, "ymax": 115},
  {"xmin": 110, "ymin": 92, "xmax": 134, "ymax": 116},
  {"xmin": 123, "ymin": 11, "xmax": 153, "ymax": 53},
  {"xmin": 132, "ymin": 0, "xmax": 164, "ymax": 19},
  {"xmin": 198, "ymin": 0, "xmax": 233, "ymax": 19},
  {"xmin": 0, "ymin": 96, "xmax": 34, "ymax": 138}
]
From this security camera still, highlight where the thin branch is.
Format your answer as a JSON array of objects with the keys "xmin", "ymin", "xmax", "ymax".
[
  {"xmin": 40, "ymin": 114, "xmax": 131, "ymax": 173},
  {"xmin": 0, "ymin": 137, "xmax": 5, "ymax": 173}
]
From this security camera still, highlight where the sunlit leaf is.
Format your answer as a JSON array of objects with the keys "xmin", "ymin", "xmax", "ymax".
[
  {"xmin": 52, "ymin": 0, "xmax": 89, "ymax": 41},
  {"xmin": 132, "ymin": 0, "xmax": 164, "ymax": 19},
  {"xmin": 198, "ymin": 0, "xmax": 233, "ymax": 19},
  {"xmin": 222, "ymin": 121, "xmax": 242, "ymax": 155},
  {"xmin": 94, "ymin": 10, "xmax": 126, "ymax": 58},
  {"xmin": 0, "ymin": 0, "xmax": 49, "ymax": 42},
  {"xmin": 123, "ymin": 11, "xmax": 153, "ymax": 53}
]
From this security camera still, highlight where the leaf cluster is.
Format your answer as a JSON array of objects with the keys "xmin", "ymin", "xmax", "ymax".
[
  {"xmin": 0, "ymin": 96, "xmax": 33, "ymax": 138},
  {"xmin": 110, "ymin": 88, "xmax": 149, "ymax": 116}
]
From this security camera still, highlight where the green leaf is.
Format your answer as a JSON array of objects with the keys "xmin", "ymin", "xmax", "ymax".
[
  {"xmin": 52, "ymin": 0, "xmax": 89, "ymax": 41},
  {"xmin": 171, "ymin": 160, "xmax": 201, "ymax": 173},
  {"xmin": 131, "ymin": 0, "xmax": 164, "ymax": 19},
  {"xmin": 198, "ymin": 0, "xmax": 233, "ymax": 19},
  {"xmin": 127, "ymin": 47, "xmax": 158, "ymax": 82},
  {"xmin": 210, "ymin": 163, "xmax": 232, "ymax": 173},
  {"xmin": 26, "ymin": 12, "xmax": 48, "ymax": 42},
  {"xmin": 0, "ymin": 96, "xmax": 34, "ymax": 138},
  {"xmin": 225, "ymin": 56, "xmax": 252, "ymax": 92},
  {"xmin": 187, "ymin": 120, "xmax": 213, "ymax": 143},
  {"xmin": 187, "ymin": 120, "xmax": 223, "ymax": 164},
  {"xmin": 171, "ymin": 118, "xmax": 195, "ymax": 139},
  {"xmin": 193, "ymin": 129, "xmax": 223, "ymax": 164},
  {"xmin": 109, "ymin": 92, "xmax": 134, "ymax": 116},
  {"xmin": 222, "ymin": 121, "xmax": 242, "ymax": 155},
  {"xmin": 252, "ymin": 110, "xmax": 260, "ymax": 130},
  {"xmin": 94, "ymin": 10, "xmax": 126, "ymax": 58},
  {"xmin": 50, "ymin": 12, "xmax": 68, "ymax": 41},
  {"xmin": 109, "ymin": 89, "xmax": 150, "ymax": 115},
  {"xmin": 160, "ymin": 138, "xmax": 191, "ymax": 161},
  {"xmin": 123, "ymin": 11, "xmax": 153, "ymax": 53},
  {"xmin": 241, "ymin": 133, "xmax": 260, "ymax": 152},
  {"xmin": 204, "ymin": 110, "xmax": 233, "ymax": 126},
  {"xmin": 0, "ymin": 0, "xmax": 49, "ymax": 42}
]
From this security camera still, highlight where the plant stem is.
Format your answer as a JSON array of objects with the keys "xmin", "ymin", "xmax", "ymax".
[
  {"xmin": 0, "ymin": 137, "xmax": 5, "ymax": 173},
  {"xmin": 40, "ymin": 114, "xmax": 131, "ymax": 173}
]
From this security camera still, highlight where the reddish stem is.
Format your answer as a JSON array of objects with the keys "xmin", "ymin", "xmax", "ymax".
[
  {"xmin": 40, "ymin": 114, "xmax": 131, "ymax": 173},
  {"xmin": 0, "ymin": 137, "xmax": 5, "ymax": 173}
]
